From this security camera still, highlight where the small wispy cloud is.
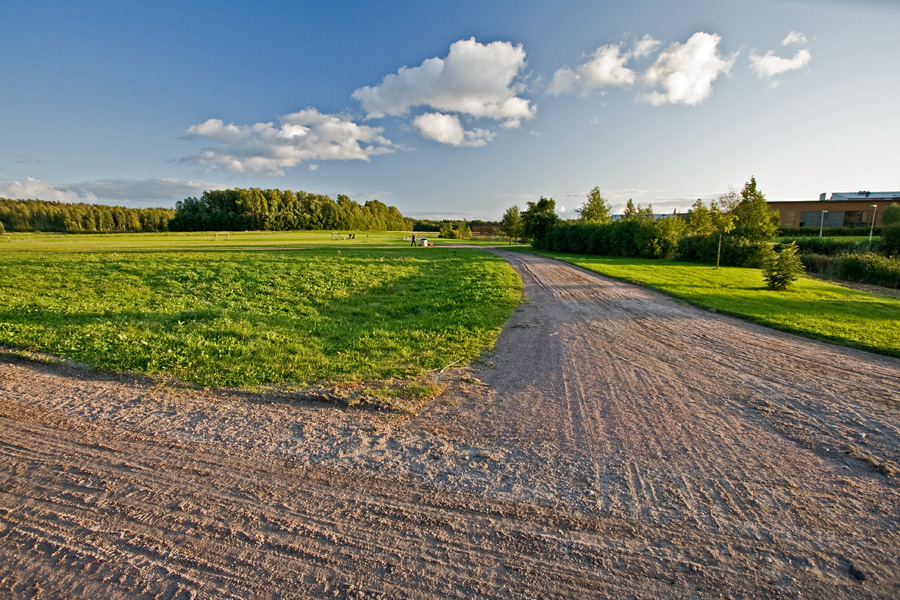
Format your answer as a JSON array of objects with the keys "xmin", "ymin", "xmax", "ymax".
[
  {"xmin": 750, "ymin": 48, "xmax": 812, "ymax": 78},
  {"xmin": 749, "ymin": 31, "xmax": 811, "ymax": 85},
  {"xmin": 549, "ymin": 44, "xmax": 638, "ymax": 96},
  {"xmin": 549, "ymin": 35, "xmax": 660, "ymax": 96},
  {"xmin": 781, "ymin": 31, "xmax": 808, "ymax": 46},
  {"xmin": 0, "ymin": 177, "xmax": 221, "ymax": 207}
]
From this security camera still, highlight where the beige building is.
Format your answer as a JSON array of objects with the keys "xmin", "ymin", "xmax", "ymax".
[{"xmin": 768, "ymin": 191, "xmax": 900, "ymax": 229}]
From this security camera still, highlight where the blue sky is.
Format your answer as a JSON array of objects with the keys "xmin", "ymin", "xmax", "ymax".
[{"xmin": 2, "ymin": 0, "xmax": 898, "ymax": 219}]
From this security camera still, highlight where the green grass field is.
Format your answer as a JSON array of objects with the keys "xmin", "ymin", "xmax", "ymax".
[
  {"xmin": 0, "ymin": 230, "xmax": 435, "ymax": 252},
  {"xmin": 522, "ymin": 249, "xmax": 900, "ymax": 357},
  {"xmin": 1, "ymin": 233, "xmax": 521, "ymax": 395}
]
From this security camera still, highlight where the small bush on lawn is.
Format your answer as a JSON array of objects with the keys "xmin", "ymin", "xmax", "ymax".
[{"xmin": 762, "ymin": 241, "xmax": 804, "ymax": 290}]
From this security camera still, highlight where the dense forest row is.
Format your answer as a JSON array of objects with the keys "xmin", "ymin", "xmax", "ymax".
[
  {"xmin": 0, "ymin": 189, "xmax": 416, "ymax": 233},
  {"xmin": 0, "ymin": 198, "xmax": 174, "ymax": 233},
  {"xmin": 169, "ymin": 189, "xmax": 413, "ymax": 232}
]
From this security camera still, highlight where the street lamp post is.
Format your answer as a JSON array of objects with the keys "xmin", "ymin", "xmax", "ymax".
[
  {"xmin": 819, "ymin": 210, "xmax": 828, "ymax": 238},
  {"xmin": 869, "ymin": 204, "xmax": 878, "ymax": 243}
]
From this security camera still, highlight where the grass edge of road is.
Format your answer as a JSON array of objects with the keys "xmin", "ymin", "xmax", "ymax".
[{"xmin": 508, "ymin": 247, "xmax": 900, "ymax": 358}]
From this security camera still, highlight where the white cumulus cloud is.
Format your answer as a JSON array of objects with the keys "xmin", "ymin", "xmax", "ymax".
[
  {"xmin": 639, "ymin": 32, "xmax": 736, "ymax": 106},
  {"xmin": 549, "ymin": 35, "xmax": 661, "ymax": 96},
  {"xmin": 182, "ymin": 108, "xmax": 393, "ymax": 175},
  {"xmin": 352, "ymin": 37, "xmax": 536, "ymax": 137},
  {"xmin": 413, "ymin": 113, "xmax": 494, "ymax": 147}
]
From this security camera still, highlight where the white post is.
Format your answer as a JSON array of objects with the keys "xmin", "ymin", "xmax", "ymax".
[
  {"xmin": 819, "ymin": 210, "xmax": 827, "ymax": 238},
  {"xmin": 869, "ymin": 204, "xmax": 877, "ymax": 243}
]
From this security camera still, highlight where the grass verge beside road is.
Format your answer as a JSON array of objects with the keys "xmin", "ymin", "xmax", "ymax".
[
  {"xmin": 0, "ymin": 243, "xmax": 521, "ymax": 397},
  {"xmin": 521, "ymin": 249, "xmax": 900, "ymax": 358}
]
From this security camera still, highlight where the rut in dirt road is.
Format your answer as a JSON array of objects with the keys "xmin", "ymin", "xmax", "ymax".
[
  {"xmin": 1, "ymin": 249, "xmax": 899, "ymax": 599},
  {"xmin": 419, "ymin": 249, "xmax": 900, "ymax": 593}
]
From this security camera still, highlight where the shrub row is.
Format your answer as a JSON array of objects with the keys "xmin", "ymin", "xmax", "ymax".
[
  {"xmin": 677, "ymin": 235, "xmax": 772, "ymax": 268},
  {"xmin": 542, "ymin": 220, "xmax": 684, "ymax": 260},
  {"xmin": 539, "ymin": 220, "xmax": 771, "ymax": 267},
  {"xmin": 802, "ymin": 252, "xmax": 900, "ymax": 288},
  {"xmin": 779, "ymin": 226, "xmax": 882, "ymax": 237},
  {"xmin": 777, "ymin": 237, "xmax": 875, "ymax": 256}
]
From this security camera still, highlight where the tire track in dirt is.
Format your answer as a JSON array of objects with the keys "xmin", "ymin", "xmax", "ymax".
[
  {"xmin": 2, "ymin": 249, "xmax": 900, "ymax": 598},
  {"xmin": 417, "ymin": 249, "xmax": 900, "ymax": 594},
  {"xmin": 1, "ymin": 390, "xmax": 785, "ymax": 599}
]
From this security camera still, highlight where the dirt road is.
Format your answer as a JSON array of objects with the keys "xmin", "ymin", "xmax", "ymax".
[{"xmin": 2, "ymin": 249, "xmax": 899, "ymax": 598}]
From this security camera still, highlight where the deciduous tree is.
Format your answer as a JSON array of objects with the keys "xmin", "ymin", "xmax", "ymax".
[
  {"xmin": 687, "ymin": 199, "xmax": 715, "ymax": 235},
  {"xmin": 577, "ymin": 187, "xmax": 611, "ymax": 223},
  {"xmin": 522, "ymin": 197, "xmax": 559, "ymax": 248},
  {"xmin": 500, "ymin": 205, "xmax": 523, "ymax": 243},
  {"xmin": 733, "ymin": 177, "xmax": 779, "ymax": 242},
  {"xmin": 711, "ymin": 195, "xmax": 737, "ymax": 269}
]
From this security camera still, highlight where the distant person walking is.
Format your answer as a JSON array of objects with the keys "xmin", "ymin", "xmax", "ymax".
[{"xmin": 410, "ymin": 233, "xmax": 417, "ymax": 246}]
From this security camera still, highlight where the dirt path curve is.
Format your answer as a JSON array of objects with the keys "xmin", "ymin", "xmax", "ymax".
[{"xmin": 2, "ymin": 250, "xmax": 899, "ymax": 599}]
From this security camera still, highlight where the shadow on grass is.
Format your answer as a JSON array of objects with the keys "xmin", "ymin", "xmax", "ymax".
[{"xmin": 0, "ymin": 247, "xmax": 522, "ymax": 388}]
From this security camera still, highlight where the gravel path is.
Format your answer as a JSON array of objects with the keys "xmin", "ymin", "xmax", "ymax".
[{"xmin": 1, "ymin": 249, "xmax": 899, "ymax": 598}]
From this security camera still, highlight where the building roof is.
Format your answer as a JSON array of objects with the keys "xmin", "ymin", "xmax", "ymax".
[{"xmin": 828, "ymin": 191, "xmax": 900, "ymax": 202}]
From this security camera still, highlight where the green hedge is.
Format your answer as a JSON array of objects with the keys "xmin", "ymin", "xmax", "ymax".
[
  {"xmin": 544, "ymin": 219, "xmax": 687, "ymax": 260},
  {"xmin": 777, "ymin": 237, "xmax": 873, "ymax": 256},
  {"xmin": 535, "ymin": 221, "xmax": 899, "ymax": 285},
  {"xmin": 541, "ymin": 220, "xmax": 773, "ymax": 267},
  {"xmin": 676, "ymin": 234, "xmax": 772, "ymax": 267},
  {"xmin": 881, "ymin": 225, "xmax": 900, "ymax": 256},
  {"xmin": 779, "ymin": 226, "xmax": 881, "ymax": 237},
  {"xmin": 802, "ymin": 252, "xmax": 900, "ymax": 288}
]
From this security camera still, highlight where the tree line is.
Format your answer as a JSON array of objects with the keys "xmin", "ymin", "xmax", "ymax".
[
  {"xmin": 169, "ymin": 188, "xmax": 413, "ymax": 232},
  {"xmin": 0, "ymin": 188, "xmax": 416, "ymax": 234},
  {"xmin": 0, "ymin": 198, "xmax": 174, "ymax": 233},
  {"xmin": 500, "ymin": 179, "xmax": 782, "ymax": 268}
]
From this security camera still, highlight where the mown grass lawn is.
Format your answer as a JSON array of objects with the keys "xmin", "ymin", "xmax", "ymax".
[
  {"xmin": 0, "ymin": 241, "xmax": 521, "ymax": 390},
  {"xmin": 523, "ymin": 249, "xmax": 900, "ymax": 357},
  {"xmin": 0, "ymin": 230, "xmax": 434, "ymax": 252}
]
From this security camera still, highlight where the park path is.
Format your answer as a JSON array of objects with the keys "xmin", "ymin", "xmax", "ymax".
[{"xmin": 2, "ymin": 249, "xmax": 899, "ymax": 598}]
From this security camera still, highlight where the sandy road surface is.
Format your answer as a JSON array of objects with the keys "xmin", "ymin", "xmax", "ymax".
[{"xmin": 2, "ymin": 249, "xmax": 899, "ymax": 599}]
